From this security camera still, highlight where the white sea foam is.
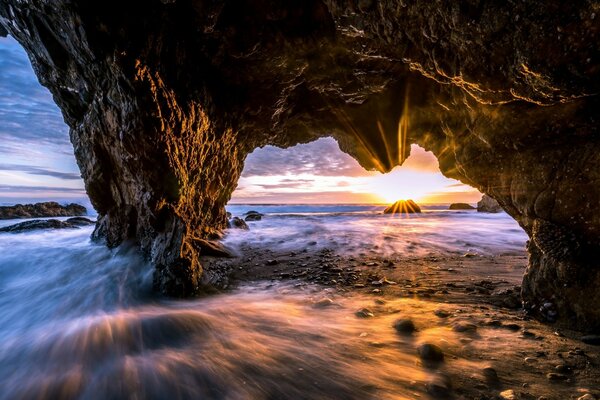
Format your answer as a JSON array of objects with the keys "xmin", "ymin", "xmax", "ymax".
[
  {"xmin": 0, "ymin": 206, "xmax": 529, "ymax": 399},
  {"xmin": 224, "ymin": 204, "xmax": 528, "ymax": 257}
]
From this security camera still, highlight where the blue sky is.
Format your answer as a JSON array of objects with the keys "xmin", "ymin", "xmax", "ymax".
[
  {"xmin": 0, "ymin": 36, "xmax": 86, "ymax": 205},
  {"xmin": 0, "ymin": 36, "xmax": 480, "ymax": 207}
]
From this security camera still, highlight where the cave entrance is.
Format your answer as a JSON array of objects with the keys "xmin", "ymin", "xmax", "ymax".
[
  {"xmin": 0, "ymin": 35, "xmax": 90, "ymax": 209},
  {"xmin": 224, "ymin": 136, "xmax": 527, "ymax": 262},
  {"xmin": 229, "ymin": 137, "xmax": 482, "ymax": 206}
]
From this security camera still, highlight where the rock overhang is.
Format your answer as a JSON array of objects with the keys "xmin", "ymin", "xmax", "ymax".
[{"xmin": 0, "ymin": 0, "xmax": 598, "ymax": 330}]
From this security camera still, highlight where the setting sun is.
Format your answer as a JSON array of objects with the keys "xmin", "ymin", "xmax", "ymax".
[{"xmin": 231, "ymin": 140, "xmax": 481, "ymax": 204}]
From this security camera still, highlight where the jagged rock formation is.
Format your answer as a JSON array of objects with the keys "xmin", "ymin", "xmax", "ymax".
[
  {"xmin": 0, "ymin": 217, "xmax": 95, "ymax": 233},
  {"xmin": 477, "ymin": 195, "xmax": 502, "ymax": 213},
  {"xmin": 384, "ymin": 200, "xmax": 422, "ymax": 214},
  {"xmin": 449, "ymin": 203, "xmax": 475, "ymax": 210},
  {"xmin": 1, "ymin": 1, "xmax": 598, "ymax": 330},
  {"xmin": 0, "ymin": 202, "xmax": 87, "ymax": 219}
]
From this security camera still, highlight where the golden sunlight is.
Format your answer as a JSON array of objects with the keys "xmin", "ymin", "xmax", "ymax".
[{"xmin": 231, "ymin": 140, "xmax": 481, "ymax": 204}]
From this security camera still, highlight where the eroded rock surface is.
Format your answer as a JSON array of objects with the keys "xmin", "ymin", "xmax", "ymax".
[
  {"xmin": 0, "ymin": 202, "xmax": 86, "ymax": 220},
  {"xmin": 1, "ymin": 1, "xmax": 598, "ymax": 329}
]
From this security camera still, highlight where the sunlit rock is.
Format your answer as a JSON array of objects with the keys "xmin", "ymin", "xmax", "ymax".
[
  {"xmin": 477, "ymin": 195, "xmax": 503, "ymax": 213},
  {"xmin": 383, "ymin": 200, "xmax": 422, "ymax": 214},
  {"xmin": 449, "ymin": 203, "xmax": 475, "ymax": 210}
]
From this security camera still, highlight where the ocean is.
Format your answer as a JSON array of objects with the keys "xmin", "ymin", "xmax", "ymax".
[
  {"xmin": 0, "ymin": 204, "xmax": 529, "ymax": 399},
  {"xmin": 225, "ymin": 204, "xmax": 527, "ymax": 257}
]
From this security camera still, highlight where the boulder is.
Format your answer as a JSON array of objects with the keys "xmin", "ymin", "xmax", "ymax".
[
  {"xmin": 194, "ymin": 238, "xmax": 234, "ymax": 258},
  {"xmin": 384, "ymin": 200, "xmax": 421, "ymax": 214},
  {"xmin": 66, "ymin": 217, "xmax": 96, "ymax": 226},
  {"xmin": 0, "ymin": 219, "xmax": 79, "ymax": 233},
  {"xmin": 0, "ymin": 202, "xmax": 87, "ymax": 220},
  {"xmin": 230, "ymin": 217, "xmax": 249, "ymax": 230},
  {"xmin": 449, "ymin": 203, "xmax": 475, "ymax": 210},
  {"xmin": 477, "ymin": 195, "xmax": 503, "ymax": 213},
  {"xmin": 244, "ymin": 212, "xmax": 262, "ymax": 221}
]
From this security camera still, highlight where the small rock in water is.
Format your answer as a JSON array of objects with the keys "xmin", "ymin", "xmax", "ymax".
[
  {"xmin": 230, "ymin": 217, "xmax": 249, "ymax": 230},
  {"xmin": 314, "ymin": 298, "xmax": 335, "ymax": 308},
  {"xmin": 355, "ymin": 308, "xmax": 374, "ymax": 318},
  {"xmin": 425, "ymin": 374, "xmax": 452, "ymax": 397},
  {"xmin": 418, "ymin": 343, "xmax": 444, "ymax": 363},
  {"xmin": 65, "ymin": 217, "xmax": 96, "ymax": 226},
  {"xmin": 434, "ymin": 309, "xmax": 450, "ymax": 318},
  {"xmin": 482, "ymin": 366, "xmax": 499, "ymax": 383},
  {"xmin": 244, "ymin": 212, "xmax": 262, "ymax": 221},
  {"xmin": 393, "ymin": 319, "xmax": 416, "ymax": 335},
  {"xmin": 452, "ymin": 322, "xmax": 477, "ymax": 333}
]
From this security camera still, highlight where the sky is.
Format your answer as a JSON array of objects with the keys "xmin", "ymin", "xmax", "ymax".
[
  {"xmin": 0, "ymin": 35, "xmax": 481, "ymax": 207},
  {"xmin": 231, "ymin": 139, "xmax": 481, "ymax": 204}
]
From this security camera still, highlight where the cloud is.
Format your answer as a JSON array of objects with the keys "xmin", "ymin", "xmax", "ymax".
[
  {"xmin": 0, "ymin": 37, "xmax": 70, "ymax": 146},
  {"xmin": 242, "ymin": 137, "xmax": 371, "ymax": 178},
  {"xmin": 256, "ymin": 181, "xmax": 313, "ymax": 189},
  {"xmin": 0, "ymin": 184, "xmax": 85, "ymax": 193},
  {"xmin": 0, "ymin": 163, "xmax": 81, "ymax": 180},
  {"xmin": 242, "ymin": 138, "xmax": 441, "ymax": 180}
]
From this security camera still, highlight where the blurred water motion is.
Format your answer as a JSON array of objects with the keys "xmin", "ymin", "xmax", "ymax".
[{"xmin": 0, "ymin": 210, "xmax": 531, "ymax": 399}]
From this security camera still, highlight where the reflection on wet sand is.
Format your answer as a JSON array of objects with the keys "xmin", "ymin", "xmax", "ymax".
[{"xmin": 2, "ymin": 280, "xmax": 598, "ymax": 399}]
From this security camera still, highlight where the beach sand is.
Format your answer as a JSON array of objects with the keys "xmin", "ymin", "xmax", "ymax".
[{"xmin": 202, "ymin": 245, "xmax": 600, "ymax": 400}]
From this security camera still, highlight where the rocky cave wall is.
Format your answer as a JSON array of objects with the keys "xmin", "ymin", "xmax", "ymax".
[{"xmin": 0, "ymin": 1, "xmax": 598, "ymax": 330}]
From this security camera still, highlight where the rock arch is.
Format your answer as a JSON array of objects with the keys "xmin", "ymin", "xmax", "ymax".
[{"xmin": 1, "ymin": 1, "xmax": 598, "ymax": 330}]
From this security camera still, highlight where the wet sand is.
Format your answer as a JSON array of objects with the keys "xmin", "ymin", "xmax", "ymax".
[{"xmin": 203, "ymin": 246, "xmax": 600, "ymax": 400}]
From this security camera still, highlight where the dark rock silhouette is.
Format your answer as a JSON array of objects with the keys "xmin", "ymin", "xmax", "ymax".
[
  {"xmin": 1, "ymin": 1, "xmax": 598, "ymax": 330},
  {"xmin": 477, "ymin": 195, "xmax": 503, "ymax": 213},
  {"xmin": 0, "ymin": 202, "xmax": 86, "ymax": 220},
  {"xmin": 449, "ymin": 203, "xmax": 475, "ymax": 210},
  {"xmin": 384, "ymin": 200, "xmax": 422, "ymax": 214},
  {"xmin": 230, "ymin": 217, "xmax": 249, "ymax": 230},
  {"xmin": 0, "ymin": 217, "xmax": 95, "ymax": 233}
]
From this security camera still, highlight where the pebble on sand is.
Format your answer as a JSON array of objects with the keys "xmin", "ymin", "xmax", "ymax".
[
  {"xmin": 425, "ymin": 374, "xmax": 452, "ymax": 397},
  {"xmin": 499, "ymin": 389, "xmax": 516, "ymax": 400},
  {"xmin": 482, "ymin": 366, "xmax": 499, "ymax": 383},
  {"xmin": 393, "ymin": 319, "xmax": 416, "ymax": 335},
  {"xmin": 355, "ymin": 308, "xmax": 375, "ymax": 318},
  {"xmin": 417, "ymin": 343, "xmax": 444, "ymax": 363},
  {"xmin": 313, "ymin": 298, "xmax": 335, "ymax": 308}
]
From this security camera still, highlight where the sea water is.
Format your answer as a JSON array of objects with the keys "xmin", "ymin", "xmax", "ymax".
[
  {"xmin": 0, "ymin": 205, "xmax": 528, "ymax": 399},
  {"xmin": 224, "ymin": 204, "xmax": 527, "ymax": 257}
]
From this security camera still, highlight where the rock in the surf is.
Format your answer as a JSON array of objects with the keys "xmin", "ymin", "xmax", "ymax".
[
  {"xmin": 449, "ymin": 203, "xmax": 475, "ymax": 210},
  {"xmin": 0, "ymin": 202, "xmax": 87, "ymax": 219},
  {"xmin": 384, "ymin": 200, "xmax": 421, "ymax": 214},
  {"xmin": 477, "ymin": 195, "xmax": 502, "ymax": 213}
]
